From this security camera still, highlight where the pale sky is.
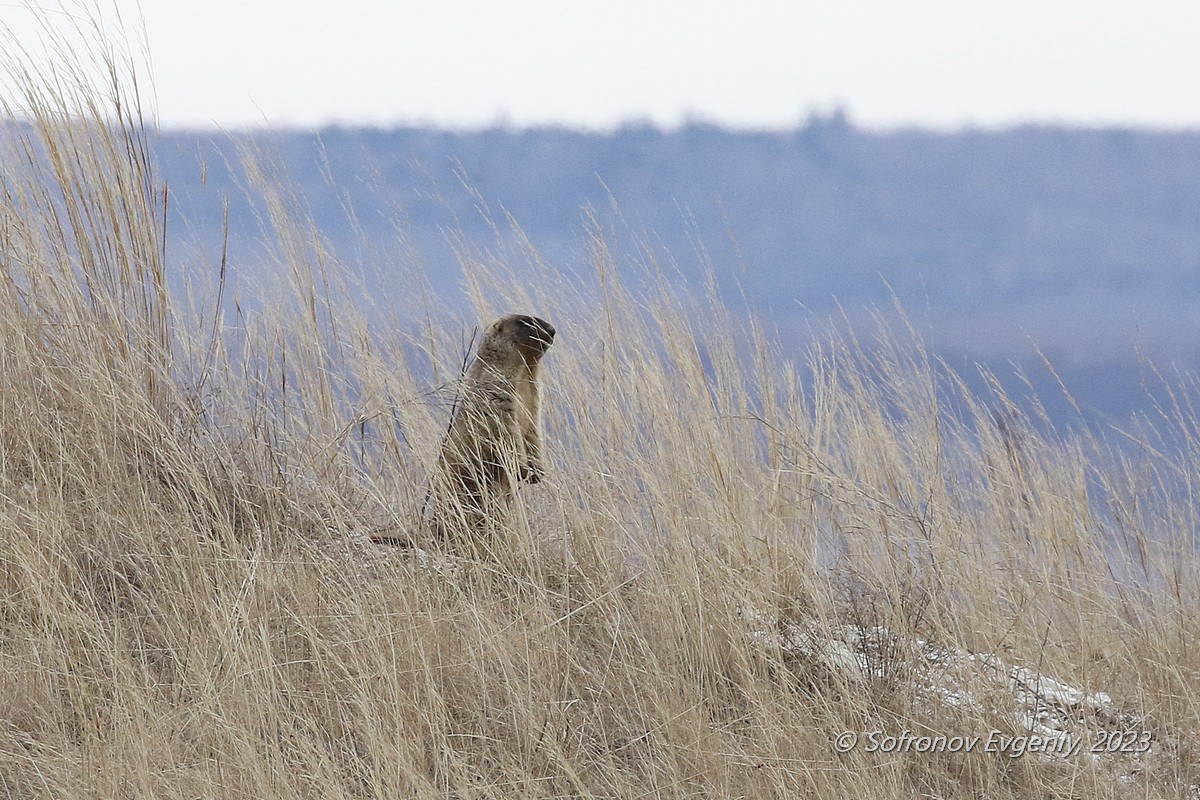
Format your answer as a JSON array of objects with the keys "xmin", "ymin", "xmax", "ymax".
[{"xmin": 5, "ymin": 0, "xmax": 1200, "ymax": 130}]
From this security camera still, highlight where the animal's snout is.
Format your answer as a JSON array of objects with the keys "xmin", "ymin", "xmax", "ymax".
[{"xmin": 533, "ymin": 317, "xmax": 555, "ymax": 343}]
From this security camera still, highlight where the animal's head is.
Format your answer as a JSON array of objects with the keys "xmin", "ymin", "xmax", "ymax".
[{"xmin": 485, "ymin": 313, "xmax": 556, "ymax": 362}]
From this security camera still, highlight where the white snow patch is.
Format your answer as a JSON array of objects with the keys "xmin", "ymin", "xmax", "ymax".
[{"xmin": 742, "ymin": 605, "xmax": 1154, "ymax": 783}]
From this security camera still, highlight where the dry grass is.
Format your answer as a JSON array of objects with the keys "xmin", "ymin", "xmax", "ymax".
[{"xmin": 1, "ymin": 8, "xmax": 1199, "ymax": 799}]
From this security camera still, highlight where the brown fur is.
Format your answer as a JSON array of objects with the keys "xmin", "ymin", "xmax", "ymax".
[{"xmin": 430, "ymin": 314, "xmax": 555, "ymax": 546}]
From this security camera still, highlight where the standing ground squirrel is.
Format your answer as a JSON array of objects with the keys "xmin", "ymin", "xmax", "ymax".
[{"xmin": 430, "ymin": 313, "xmax": 555, "ymax": 547}]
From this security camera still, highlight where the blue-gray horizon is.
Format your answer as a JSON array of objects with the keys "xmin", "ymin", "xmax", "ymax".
[{"xmin": 4, "ymin": 0, "xmax": 1200, "ymax": 132}]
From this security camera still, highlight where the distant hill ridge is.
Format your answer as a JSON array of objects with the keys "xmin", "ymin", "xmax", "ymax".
[{"xmin": 153, "ymin": 117, "xmax": 1200, "ymax": 425}]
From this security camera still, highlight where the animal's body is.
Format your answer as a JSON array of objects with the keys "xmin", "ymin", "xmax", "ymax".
[{"xmin": 431, "ymin": 314, "xmax": 555, "ymax": 545}]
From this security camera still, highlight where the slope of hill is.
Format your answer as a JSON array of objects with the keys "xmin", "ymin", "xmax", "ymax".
[{"xmin": 6, "ymin": 13, "xmax": 1200, "ymax": 797}]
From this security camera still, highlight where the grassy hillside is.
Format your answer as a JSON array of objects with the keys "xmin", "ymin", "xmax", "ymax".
[{"xmin": 1, "ymin": 13, "xmax": 1199, "ymax": 800}]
